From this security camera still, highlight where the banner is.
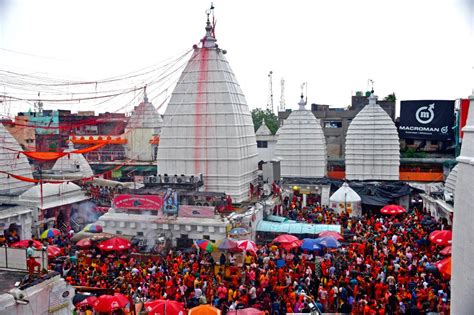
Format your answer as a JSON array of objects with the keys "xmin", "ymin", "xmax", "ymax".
[
  {"xmin": 179, "ymin": 205, "xmax": 215, "ymax": 218},
  {"xmin": 113, "ymin": 194, "xmax": 163, "ymax": 211},
  {"xmin": 399, "ymin": 100, "xmax": 455, "ymax": 140},
  {"xmin": 459, "ymin": 99, "xmax": 470, "ymax": 141}
]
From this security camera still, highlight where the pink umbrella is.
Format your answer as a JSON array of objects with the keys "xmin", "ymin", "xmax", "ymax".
[
  {"xmin": 318, "ymin": 231, "xmax": 344, "ymax": 241},
  {"xmin": 429, "ymin": 230, "xmax": 452, "ymax": 246},
  {"xmin": 76, "ymin": 238, "xmax": 92, "ymax": 248},
  {"xmin": 47, "ymin": 245, "xmax": 62, "ymax": 258},
  {"xmin": 440, "ymin": 245, "xmax": 452, "ymax": 256},
  {"xmin": 237, "ymin": 240, "xmax": 258, "ymax": 253},
  {"xmin": 227, "ymin": 308, "xmax": 264, "ymax": 315},
  {"xmin": 144, "ymin": 299, "xmax": 185, "ymax": 315},
  {"xmin": 77, "ymin": 296, "xmax": 98, "ymax": 307},
  {"xmin": 273, "ymin": 234, "xmax": 299, "ymax": 244},
  {"xmin": 281, "ymin": 240, "xmax": 303, "ymax": 251},
  {"xmin": 93, "ymin": 293, "xmax": 129, "ymax": 313}
]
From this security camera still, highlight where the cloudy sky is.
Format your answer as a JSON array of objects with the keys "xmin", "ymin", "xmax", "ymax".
[{"xmin": 1, "ymin": 0, "xmax": 473, "ymax": 116}]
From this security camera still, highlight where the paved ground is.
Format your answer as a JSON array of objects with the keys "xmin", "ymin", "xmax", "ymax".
[{"xmin": 0, "ymin": 269, "xmax": 28, "ymax": 294}]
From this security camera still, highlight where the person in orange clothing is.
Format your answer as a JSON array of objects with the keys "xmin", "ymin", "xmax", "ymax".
[{"xmin": 26, "ymin": 240, "xmax": 41, "ymax": 276}]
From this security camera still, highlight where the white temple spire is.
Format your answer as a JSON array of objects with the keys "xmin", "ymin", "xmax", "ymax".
[{"xmin": 201, "ymin": 4, "xmax": 217, "ymax": 48}]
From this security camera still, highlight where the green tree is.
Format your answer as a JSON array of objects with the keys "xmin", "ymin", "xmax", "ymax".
[
  {"xmin": 384, "ymin": 93, "xmax": 396, "ymax": 102},
  {"xmin": 251, "ymin": 108, "xmax": 279, "ymax": 135}
]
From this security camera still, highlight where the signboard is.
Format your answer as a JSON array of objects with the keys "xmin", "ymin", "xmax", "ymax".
[
  {"xmin": 113, "ymin": 194, "xmax": 163, "ymax": 211},
  {"xmin": 179, "ymin": 205, "xmax": 215, "ymax": 218},
  {"xmin": 399, "ymin": 100, "xmax": 455, "ymax": 140},
  {"xmin": 459, "ymin": 99, "xmax": 470, "ymax": 141}
]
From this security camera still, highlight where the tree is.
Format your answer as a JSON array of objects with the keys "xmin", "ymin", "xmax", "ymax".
[
  {"xmin": 251, "ymin": 108, "xmax": 279, "ymax": 135},
  {"xmin": 384, "ymin": 93, "xmax": 396, "ymax": 102}
]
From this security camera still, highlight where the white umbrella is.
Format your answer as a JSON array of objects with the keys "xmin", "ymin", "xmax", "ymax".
[{"xmin": 237, "ymin": 240, "xmax": 258, "ymax": 253}]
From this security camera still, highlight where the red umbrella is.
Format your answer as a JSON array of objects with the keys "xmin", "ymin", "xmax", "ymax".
[
  {"xmin": 380, "ymin": 204, "xmax": 406, "ymax": 215},
  {"xmin": 47, "ymin": 245, "xmax": 62, "ymax": 258},
  {"xmin": 145, "ymin": 299, "xmax": 185, "ymax": 315},
  {"xmin": 440, "ymin": 245, "xmax": 452, "ymax": 256},
  {"xmin": 76, "ymin": 238, "xmax": 92, "ymax": 248},
  {"xmin": 77, "ymin": 296, "xmax": 98, "ymax": 308},
  {"xmin": 93, "ymin": 293, "xmax": 129, "ymax": 313},
  {"xmin": 11, "ymin": 239, "xmax": 42, "ymax": 249},
  {"xmin": 97, "ymin": 237, "xmax": 132, "ymax": 251},
  {"xmin": 429, "ymin": 230, "xmax": 452, "ymax": 246},
  {"xmin": 435, "ymin": 257, "xmax": 451, "ymax": 278},
  {"xmin": 318, "ymin": 231, "xmax": 344, "ymax": 241},
  {"xmin": 281, "ymin": 240, "xmax": 303, "ymax": 251},
  {"xmin": 273, "ymin": 234, "xmax": 299, "ymax": 244},
  {"xmin": 237, "ymin": 240, "xmax": 258, "ymax": 253}
]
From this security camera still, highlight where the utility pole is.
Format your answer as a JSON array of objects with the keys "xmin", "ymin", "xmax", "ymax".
[
  {"xmin": 279, "ymin": 78, "xmax": 286, "ymax": 112},
  {"xmin": 267, "ymin": 71, "xmax": 273, "ymax": 113}
]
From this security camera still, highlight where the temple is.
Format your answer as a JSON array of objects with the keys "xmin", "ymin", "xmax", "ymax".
[
  {"xmin": 274, "ymin": 94, "xmax": 327, "ymax": 178},
  {"xmin": 451, "ymin": 90, "xmax": 474, "ymax": 313},
  {"xmin": 345, "ymin": 93, "xmax": 400, "ymax": 180},
  {"xmin": 124, "ymin": 90, "xmax": 162, "ymax": 162},
  {"xmin": 0, "ymin": 123, "xmax": 34, "ymax": 196},
  {"xmin": 157, "ymin": 12, "xmax": 258, "ymax": 203}
]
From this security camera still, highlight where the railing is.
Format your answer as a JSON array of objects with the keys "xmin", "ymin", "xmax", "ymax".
[{"xmin": 0, "ymin": 247, "xmax": 48, "ymax": 271}]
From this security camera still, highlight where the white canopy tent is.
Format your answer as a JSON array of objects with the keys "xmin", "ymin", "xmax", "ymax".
[{"xmin": 329, "ymin": 183, "xmax": 362, "ymax": 217}]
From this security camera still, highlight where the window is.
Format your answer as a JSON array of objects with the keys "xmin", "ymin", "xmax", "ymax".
[
  {"xmin": 116, "ymin": 230, "xmax": 122, "ymax": 235},
  {"xmin": 324, "ymin": 121, "xmax": 342, "ymax": 128},
  {"xmin": 137, "ymin": 231, "xmax": 144, "ymax": 236},
  {"xmin": 203, "ymin": 235, "xmax": 210, "ymax": 240},
  {"xmin": 257, "ymin": 141, "xmax": 268, "ymax": 148}
]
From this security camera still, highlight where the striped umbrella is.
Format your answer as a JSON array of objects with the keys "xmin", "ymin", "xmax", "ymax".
[
  {"xmin": 237, "ymin": 240, "xmax": 258, "ymax": 253},
  {"xmin": 40, "ymin": 228, "xmax": 61, "ymax": 239}
]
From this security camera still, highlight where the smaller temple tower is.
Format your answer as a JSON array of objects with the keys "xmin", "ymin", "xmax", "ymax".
[
  {"xmin": 345, "ymin": 93, "xmax": 400, "ymax": 180},
  {"xmin": 125, "ymin": 88, "xmax": 162, "ymax": 162},
  {"xmin": 274, "ymin": 93, "xmax": 327, "ymax": 178}
]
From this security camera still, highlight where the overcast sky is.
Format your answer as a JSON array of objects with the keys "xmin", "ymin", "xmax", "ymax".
[{"xmin": 1, "ymin": 0, "xmax": 473, "ymax": 116}]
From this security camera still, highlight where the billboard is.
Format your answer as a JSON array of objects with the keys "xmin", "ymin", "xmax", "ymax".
[
  {"xmin": 113, "ymin": 194, "xmax": 163, "ymax": 211},
  {"xmin": 399, "ymin": 100, "xmax": 455, "ymax": 140},
  {"xmin": 459, "ymin": 99, "xmax": 470, "ymax": 141},
  {"xmin": 179, "ymin": 205, "xmax": 215, "ymax": 218}
]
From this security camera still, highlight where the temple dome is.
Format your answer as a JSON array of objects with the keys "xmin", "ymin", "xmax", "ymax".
[
  {"xmin": 52, "ymin": 142, "xmax": 94, "ymax": 178},
  {"xmin": 345, "ymin": 94, "xmax": 400, "ymax": 180},
  {"xmin": 274, "ymin": 95, "xmax": 327, "ymax": 178},
  {"xmin": 157, "ymin": 16, "xmax": 258, "ymax": 203},
  {"xmin": 0, "ymin": 123, "xmax": 34, "ymax": 196},
  {"xmin": 125, "ymin": 92, "xmax": 162, "ymax": 161},
  {"xmin": 256, "ymin": 119, "xmax": 272, "ymax": 136}
]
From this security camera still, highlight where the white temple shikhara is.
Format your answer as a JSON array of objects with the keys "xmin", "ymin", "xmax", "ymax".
[
  {"xmin": 274, "ymin": 94, "xmax": 327, "ymax": 178},
  {"xmin": 345, "ymin": 93, "xmax": 400, "ymax": 180},
  {"xmin": 125, "ymin": 89, "xmax": 162, "ymax": 162},
  {"xmin": 0, "ymin": 123, "xmax": 34, "ymax": 195},
  {"xmin": 157, "ymin": 10, "xmax": 258, "ymax": 203},
  {"xmin": 451, "ymin": 90, "xmax": 474, "ymax": 313}
]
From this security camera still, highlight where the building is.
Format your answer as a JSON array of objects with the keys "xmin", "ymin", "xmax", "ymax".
[
  {"xmin": 345, "ymin": 93, "xmax": 400, "ymax": 180},
  {"xmin": 124, "ymin": 90, "xmax": 162, "ymax": 162},
  {"xmin": 451, "ymin": 90, "xmax": 474, "ymax": 313},
  {"xmin": 157, "ymin": 13, "xmax": 258, "ymax": 203},
  {"xmin": 274, "ymin": 94, "xmax": 327, "ymax": 178},
  {"xmin": 255, "ymin": 119, "xmax": 277, "ymax": 163}
]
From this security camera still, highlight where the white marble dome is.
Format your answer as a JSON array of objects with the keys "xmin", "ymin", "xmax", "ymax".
[
  {"xmin": 274, "ymin": 95, "xmax": 327, "ymax": 178},
  {"xmin": 52, "ymin": 142, "xmax": 94, "ymax": 177},
  {"xmin": 157, "ymin": 18, "xmax": 258, "ymax": 203},
  {"xmin": 0, "ymin": 123, "xmax": 34, "ymax": 196},
  {"xmin": 256, "ymin": 119, "xmax": 272, "ymax": 137},
  {"xmin": 345, "ymin": 94, "xmax": 400, "ymax": 180},
  {"xmin": 125, "ymin": 93, "xmax": 162, "ymax": 161}
]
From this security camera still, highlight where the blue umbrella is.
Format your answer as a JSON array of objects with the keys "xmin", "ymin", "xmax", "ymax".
[
  {"xmin": 300, "ymin": 238, "xmax": 322, "ymax": 251},
  {"xmin": 315, "ymin": 236, "xmax": 341, "ymax": 248}
]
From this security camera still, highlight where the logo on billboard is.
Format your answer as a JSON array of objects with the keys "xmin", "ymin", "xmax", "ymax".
[{"xmin": 415, "ymin": 103, "xmax": 435, "ymax": 124}]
